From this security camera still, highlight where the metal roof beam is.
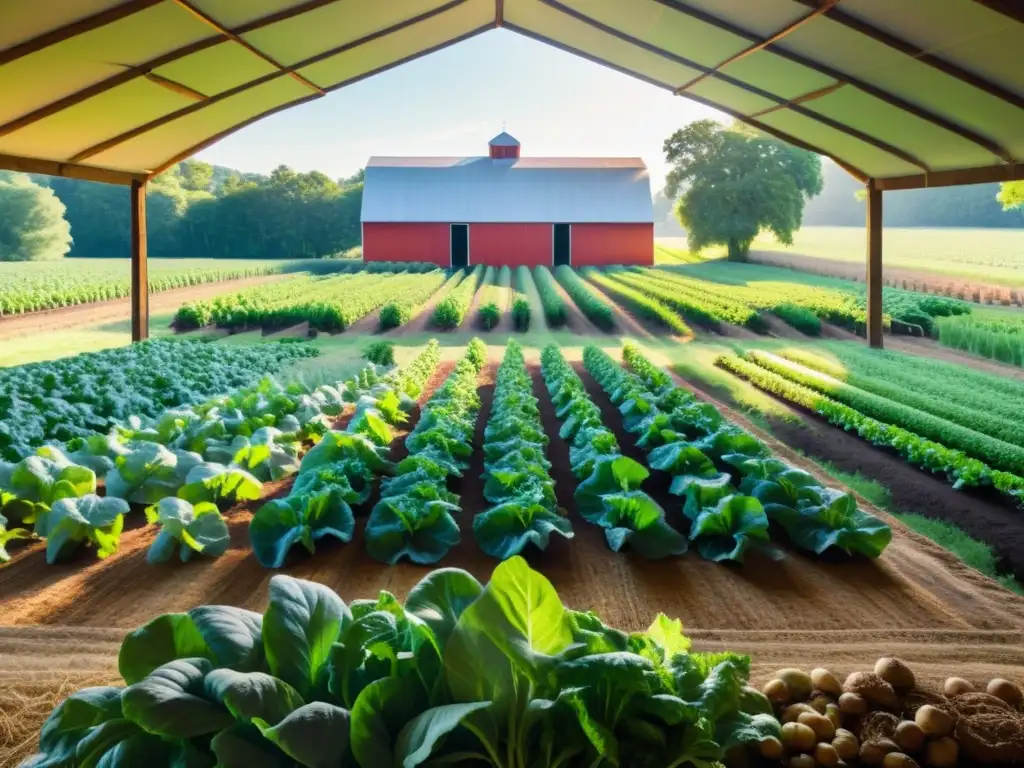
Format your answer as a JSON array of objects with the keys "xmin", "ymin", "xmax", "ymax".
[
  {"xmin": 168, "ymin": 0, "xmax": 326, "ymax": 95},
  {"xmin": 540, "ymin": 0, "xmax": 929, "ymax": 171},
  {"xmin": 0, "ymin": 152, "xmax": 146, "ymax": 185},
  {"xmin": 503, "ymin": 21, "xmax": 870, "ymax": 183},
  {"xmin": 652, "ymin": 0, "xmax": 1016, "ymax": 162},
  {"xmin": 872, "ymin": 162, "xmax": 1024, "ymax": 191},
  {"xmin": 974, "ymin": 0, "xmax": 1024, "ymax": 24},
  {"xmin": 0, "ymin": 0, "xmax": 163, "ymax": 66},
  {"xmin": 788, "ymin": 0, "xmax": 1024, "ymax": 110},
  {"xmin": 71, "ymin": 0, "xmax": 470, "ymax": 164},
  {"xmin": 676, "ymin": 0, "xmax": 840, "ymax": 94}
]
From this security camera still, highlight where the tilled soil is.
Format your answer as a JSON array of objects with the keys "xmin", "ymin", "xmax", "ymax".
[{"xmin": 0, "ymin": 275, "xmax": 285, "ymax": 340}]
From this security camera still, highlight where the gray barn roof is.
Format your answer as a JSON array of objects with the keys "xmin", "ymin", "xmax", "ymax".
[{"xmin": 361, "ymin": 156, "xmax": 654, "ymax": 224}]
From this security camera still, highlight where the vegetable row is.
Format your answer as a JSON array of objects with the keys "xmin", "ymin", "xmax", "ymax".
[{"xmin": 432, "ymin": 266, "xmax": 484, "ymax": 329}]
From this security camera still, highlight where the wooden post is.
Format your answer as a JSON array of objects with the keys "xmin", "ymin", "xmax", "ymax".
[
  {"xmin": 130, "ymin": 179, "xmax": 149, "ymax": 342},
  {"xmin": 866, "ymin": 180, "xmax": 883, "ymax": 348}
]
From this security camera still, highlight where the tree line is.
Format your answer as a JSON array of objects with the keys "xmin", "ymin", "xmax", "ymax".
[{"xmin": 0, "ymin": 160, "xmax": 363, "ymax": 261}]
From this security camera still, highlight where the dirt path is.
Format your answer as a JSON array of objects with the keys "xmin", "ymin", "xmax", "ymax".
[
  {"xmin": 0, "ymin": 275, "xmax": 286, "ymax": 339},
  {"xmin": 343, "ymin": 310, "xmax": 381, "ymax": 335}
]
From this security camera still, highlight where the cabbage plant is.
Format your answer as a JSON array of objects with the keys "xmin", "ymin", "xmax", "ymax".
[
  {"xmin": 44, "ymin": 494, "xmax": 129, "ymax": 564},
  {"xmin": 146, "ymin": 498, "xmax": 230, "ymax": 564}
]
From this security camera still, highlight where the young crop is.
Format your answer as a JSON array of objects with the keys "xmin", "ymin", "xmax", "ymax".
[
  {"xmin": 475, "ymin": 341, "xmax": 572, "ymax": 558},
  {"xmin": 433, "ymin": 266, "xmax": 484, "ymax": 329},
  {"xmin": 145, "ymin": 497, "xmax": 230, "ymax": 564},
  {"xmin": 772, "ymin": 303, "xmax": 821, "ymax": 334},
  {"xmin": 42, "ymin": 494, "xmax": 129, "ymax": 564},
  {"xmin": 0, "ymin": 512, "xmax": 30, "ymax": 562},
  {"xmin": 554, "ymin": 265, "xmax": 615, "ymax": 330},
  {"xmin": 937, "ymin": 315, "xmax": 1024, "ymax": 367},
  {"xmin": 477, "ymin": 265, "xmax": 510, "ymax": 330},
  {"xmin": 532, "ymin": 266, "xmax": 567, "ymax": 327},
  {"xmin": 361, "ymin": 340, "xmax": 395, "ymax": 366},
  {"xmin": 583, "ymin": 268, "xmax": 693, "ymax": 335},
  {"xmin": 366, "ymin": 339, "xmax": 486, "ymax": 564},
  {"xmin": 582, "ymin": 344, "xmax": 892, "ymax": 561},
  {"xmin": 717, "ymin": 352, "xmax": 1024, "ymax": 506},
  {"xmin": 24, "ymin": 557, "xmax": 778, "ymax": 767},
  {"xmin": 616, "ymin": 269, "xmax": 764, "ymax": 331},
  {"xmin": 376, "ymin": 269, "xmax": 449, "ymax": 330},
  {"xmin": 541, "ymin": 344, "xmax": 687, "ymax": 559}
]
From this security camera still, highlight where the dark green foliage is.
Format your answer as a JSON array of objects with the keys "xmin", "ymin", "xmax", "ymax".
[
  {"xmin": 0, "ymin": 173, "xmax": 72, "ymax": 261},
  {"xmin": 362, "ymin": 341, "xmax": 395, "ymax": 366},
  {"xmin": 512, "ymin": 297, "xmax": 531, "ymax": 331},
  {"xmin": 584, "ymin": 269, "xmax": 692, "ymax": 335},
  {"xmin": 555, "ymin": 266, "xmax": 615, "ymax": 330},
  {"xmin": 478, "ymin": 302, "xmax": 500, "ymax": 329},
  {"xmin": 532, "ymin": 266, "xmax": 567, "ymax": 327},
  {"xmin": 664, "ymin": 120, "xmax": 822, "ymax": 260},
  {"xmin": 773, "ymin": 303, "xmax": 821, "ymax": 335}
]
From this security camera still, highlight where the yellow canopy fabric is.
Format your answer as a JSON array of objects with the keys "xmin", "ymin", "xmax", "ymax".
[{"xmin": 1, "ymin": 0, "xmax": 1022, "ymax": 188}]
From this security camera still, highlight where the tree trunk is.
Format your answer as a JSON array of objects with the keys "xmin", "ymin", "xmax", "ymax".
[{"xmin": 727, "ymin": 239, "xmax": 749, "ymax": 262}]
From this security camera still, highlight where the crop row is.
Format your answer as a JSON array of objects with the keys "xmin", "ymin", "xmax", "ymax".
[
  {"xmin": 583, "ymin": 268, "xmax": 693, "ymax": 335},
  {"xmin": 585, "ymin": 344, "xmax": 892, "ymax": 561},
  {"xmin": 512, "ymin": 265, "xmax": 532, "ymax": 331},
  {"xmin": 27, "ymin": 556, "xmax": 773, "ymax": 768},
  {"xmin": 0, "ymin": 340, "xmax": 318, "ymax": 461},
  {"xmin": 433, "ymin": 266, "xmax": 484, "ymax": 329},
  {"xmin": 615, "ymin": 269, "xmax": 765, "ymax": 331},
  {"xmin": 477, "ymin": 265, "xmax": 509, "ymax": 329},
  {"xmin": 532, "ymin": 266, "xmax": 567, "ymax": 327},
  {"xmin": 937, "ymin": 315, "xmax": 1024, "ymax": 367},
  {"xmin": 554, "ymin": 265, "xmax": 614, "ymax": 330},
  {"xmin": 541, "ymin": 344, "xmax": 686, "ymax": 558},
  {"xmin": 771, "ymin": 345, "xmax": 1024, "ymax": 447},
  {"xmin": 742, "ymin": 349, "xmax": 1024, "ymax": 475},
  {"xmin": 475, "ymin": 340, "xmax": 572, "ymax": 557},
  {"xmin": 716, "ymin": 352, "xmax": 1024, "ymax": 505},
  {"xmin": 377, "ymin": 269, "xmax": 452, "ymax": 330}
]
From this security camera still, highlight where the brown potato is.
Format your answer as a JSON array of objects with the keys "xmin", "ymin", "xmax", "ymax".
[
  {"xmin": 943, "ymin": 677, "xmax": 973, "ymax": 697},
  {"xmin": 832, "ymin": 729, "xmax": 859, "ymax": 760},
  {"xmin": 894, "ymin": 721, "xmax": 925, "ymax": 753},
  {"xmin": 798, "ymin": 711, "xmax": 836, "ymax": 741},
  {"xmin": 838, "ymin": 692, "xmax": 868, "ymax": 716},
  {"xmin": 789, "ymin": 755, "xmax": 816, "ymax": 768},
  {"xmin": 758, "ymin": 736, "xmax": 784, "ymax": 760},
  {"xmin": 815, "ymin": 743, "xmax": 840, "ymax": 766},
  {"xmin": 782, "ymin": 721, "xmax": 818, "ymax": 752},
  {"xmin": 777, "ymin": 668, "xmax": 814, "ymax": 701},
  {"xmin": 845, "ymin": 672, "xmax": 900, "ymax": 710},
  {"xmin": 783, "ymin": 703, "xmax": 818, "ymax": 723},
  {"xmin": 914, "ymin": 705, "xmax": 954, "ymax": 737},
  {"xmin": 874, "ymin": 658, "xmax": 916, "ymax": 694},
  {"xmin": 882, "ymin": 754, "xmax": 920, "ymax": 768},
  {"xmin": 825, "ymin": 703, "xmax": 842, "ymax": 730},
  {"xmin": 764, "ymin": 678, "xmax": 791, "ymax": 704},
  {"xmin": 924, "ymin": 736, "xmax": 958, "ymax": 767},
  {"xmin": 860, "ymin": 739, "xmax": 900, "ymax": 765},
  {"xmin": 812, "ymin": 668, "xmax": 843, "ymax": 697},
  {"xmin": 985, "ymin": 678, "xmax": 1023, "ymax": 708}
]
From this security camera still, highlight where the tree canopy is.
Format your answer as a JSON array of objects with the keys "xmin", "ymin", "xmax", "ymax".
[
  {"xmin": 998, "ymin": 181, "xmax": 1024, "ymax": 212},
  {"xmin": 663, "ymin": 120, "xmax": 822, "ymax": 260},
  {"xmin": 0, "ymin": 172, "xmax": 73, "ymax": 261}
]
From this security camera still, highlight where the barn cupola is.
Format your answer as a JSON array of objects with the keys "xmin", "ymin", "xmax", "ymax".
[{"xmin": 489, "ymin": 131, "xmax": 520, "ymax": 159}]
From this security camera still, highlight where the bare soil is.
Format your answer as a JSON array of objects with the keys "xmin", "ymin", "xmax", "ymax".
[
  {"xmin": 0, "ymin": 276, "xmax": 285, "ymax": 340},
  {"xmin": 4, "ymin": 354, "xmax": 1024, "ymax": 763}
]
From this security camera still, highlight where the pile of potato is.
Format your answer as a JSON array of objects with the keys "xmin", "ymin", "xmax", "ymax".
[{"xmin": 756, "ymin": 658, "xmax": 1024, "ymax": 767}]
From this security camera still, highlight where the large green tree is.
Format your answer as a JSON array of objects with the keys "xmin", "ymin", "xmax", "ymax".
[
  {"xmin": 0, "ymin": 172, "xmax": 72, "ymax": 261},
  {"xmin": 663, "ymin": 120, "xmax": 823, "ymax": 261}
]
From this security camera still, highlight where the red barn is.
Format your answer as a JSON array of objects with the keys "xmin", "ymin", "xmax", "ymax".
[{"xmin": 361, "ymin": 132, "xmax": 654, "ymax": 268}]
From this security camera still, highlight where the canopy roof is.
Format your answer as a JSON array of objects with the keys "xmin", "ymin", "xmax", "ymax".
[
  {"xmin": 1, "ymin": 0, "xmax": 1022, "ymax": 189},
  {"xmin": 362, "ymin": 155, "xmax": 653, "ymax": 223}
]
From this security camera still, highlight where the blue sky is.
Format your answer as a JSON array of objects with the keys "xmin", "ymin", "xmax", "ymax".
[{"xmin": 197, "ymin": 28, "xmax": 722, "ymax": 192}]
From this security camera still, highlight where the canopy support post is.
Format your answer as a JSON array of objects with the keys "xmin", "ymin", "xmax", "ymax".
[
  {"xmin": 131, "ymin": 179, "xmax": 149, "ymax": 342},
  {"xmin": 866, "ymin": 181, "xmax": 883, "ymax": 348}
]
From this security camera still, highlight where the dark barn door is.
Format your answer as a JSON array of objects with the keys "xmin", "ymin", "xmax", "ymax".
[
  {"xmin": 450, "ymin": 223, "xmax": 469, "ymax": 269},
  {"xmin": 553, "ymin": 224, "xmax": 571, "ymax": 267}
]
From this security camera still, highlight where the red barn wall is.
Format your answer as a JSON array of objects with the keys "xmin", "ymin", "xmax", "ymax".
[
  {"xmin": 362, "ymin": 223, "xmax": 450, "ymax": 267},
  {"xmin": 469, "ymin": 223, "xmax": 553, "ymax": 267},
  {"xmin": 571, "ymin": 223, "xmax": 654, "ymax": 266}
]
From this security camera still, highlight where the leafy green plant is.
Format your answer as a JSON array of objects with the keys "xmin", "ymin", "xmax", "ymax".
[
  {"xmin": 361, "ymin": 341, "xmax": 395, "ymax": 366},
  {"xmin": 0, "ymin": 448, "xmax": 96, "ymax": 531},
  {"xmin": 432, "ymin": 266, "xmax": 484, "ymax": 329},
  {"xmin": 478, "ymin": 301, "xmax": 500, "ymax": 330},
  {"xmin": 176, "ymin": 462, "xmax": 262, "ymax": 505},
  {"xmin": 250, "ymin": 482, "xmax": 357, "ymax": 568},
  {"xmin": 532, "ymin": 266, "xmax": 567, "ymax": 327},
  {"xmin": 511, "ymin": 296, "xmax": 531, "ymax": 331},
  {"xmin": 584, "ymin": 269, "xmax": 692, "ymax": 335},
  {"xmin": 773, "ymin": 303, "xmax": 821, "ymax": 334},
  {"xmin": 145, "ymin": 497, "xmax": 230, "ymax": 564},
  {"xmin": 555, "ymin": 266, "xmax": 615, "ymax": 330},
  {"xmin": 689, "ymin": 495, "xmax": 771, "ymax": 563},
  {"xmin": 25, "ymin": 557, "xmax": 778, "ymax": 767},
  {"xmin": 43, "ymin": 494, "xmax": 129, "ymax": 564},
  {"xmin": 0, "ymin": 511, "xmax": 30, "ymax": 562}
]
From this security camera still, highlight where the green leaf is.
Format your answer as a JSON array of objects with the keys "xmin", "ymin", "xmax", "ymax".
[
  {"xmin": 177, "ymin": 462, "xmax": 262, "ymax": 505},
  {"xmin": 648, "ymin": 442, "xmax": 717, "ymax": 477},
  {"xmin": 394, "ymin": 702, "xmax": 492, "ymax": 768},
  {"xmin": 365, "ymin": 496, "xmax": 461, "ymax": 566},
  {"xmin": 773, "ymin": 488, "xmax": 892, "ymax": 557},
  {"xmin": 204, "ymin": 669, "xmax": 305, "ymax": 726},
  {"xmin": 121, "ymin": 658, "xmax": 234, "ymax": 739},
  {"xmin": 350, "ymin": 676, "xmax": 428, "ymax": 768},
  {"xmin": 690, "ymin": 495, "xmax": 770, "ymax": 563},
  {"xmin": 472, "ymin": 502, "xmax": 573, "ymax": 560},
  {"xmin": 44, "ymin": 494, "xmax": 128, "ymax": 564},
  {"xmin": 645, "ymin": 614, "xmax": 692, "ymax": 660},
  {"xmin": 262, "ymin": 575, "xmax": 351, "ymax": 699},
  {"xmin": 405, "ymin": 567, "xmax": 483, "ymax": 648},
  {"xmin": 253, "ymin": 702, "xmax": 351, "ymax": 768},
  {"xmin": 119, "ymin": 614, "xmax": 212, "ymax": 685},
  {"xmin": 575, "ymin": 456, "xmax": 650, "ymax": 514}
]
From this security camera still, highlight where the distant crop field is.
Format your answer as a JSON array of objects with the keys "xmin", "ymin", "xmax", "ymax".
[{"xmin": 743, "ymin": 227, "xmax": 1024, "ymax": 286}]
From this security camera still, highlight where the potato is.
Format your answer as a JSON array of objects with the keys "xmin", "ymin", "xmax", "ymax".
[
  {"xmin": 781, "ymin": 721, "xmax": 818, "ymax": 752},
  {"xmin": 777, "ymin": 668, "xmax": 814, "ymax": 701},
  {"xmin": 809, "ymin": 694, "xmax": 833, "ymax": 714},
  {"xmin": 875, "ymin": 658, "xmax": 916, "ymax": 694},
  {"xmin": 758, "ymin": 736, "xmax": 784, "ymax": 760},
  {"xmin": 914, "ymin": 705, "xmax": 953, "ymax": 737},
  {"xmin": 838, "ymin": 692, "xmax": 868, "ymax": 715},
  {"xmin": 894, "ymin": 721, "xmax": 925, "ymax": 753},
  {"xmin": 798, "ymin": 711, "xmax": 836, "ymax": 741},
  {"xmin": 764, "ymin": 678, "xmax": 791, "ymax": 704},
  {"xmin": 789, "ymin": 755, "xmax": 816, "ymax": 768},
  {"xmin": 860, "ymin": 739, "xmax": 900, "ymax": 765},
  {"xmin": 832, "ymin": 729, "xmax": 860, "ymax": 760},
  {"xmin": 812, "ymin": 668, "xmax": 843, "ymax": 697},
  {"xmin": 943, "ymin": 677, "xmax": 973, "ymax": 697},
  {"xmin": 924, "ymin": 736, "xmax": 958, "ymax": 767},
  {"xmin": 985, "ymin": 678, "xmax": 1023, "ymax": 708},
  {"xmin": 882, "ymin": 754, "xmax": 920, "ymax": 768},
  {"xmin": 844, "ymin": 672, "xmax": 900, "ymax": 710},
  {"xmin": 783, "ymin": 703, "xmax": 819, "ymax": 723},
  {"xmin": 815, "ymin": 743, "xmax": 840, "ymax": 766},
  {"xmin": 825, "ymin": 703, "xmax": 842, "ymax": 730}
]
